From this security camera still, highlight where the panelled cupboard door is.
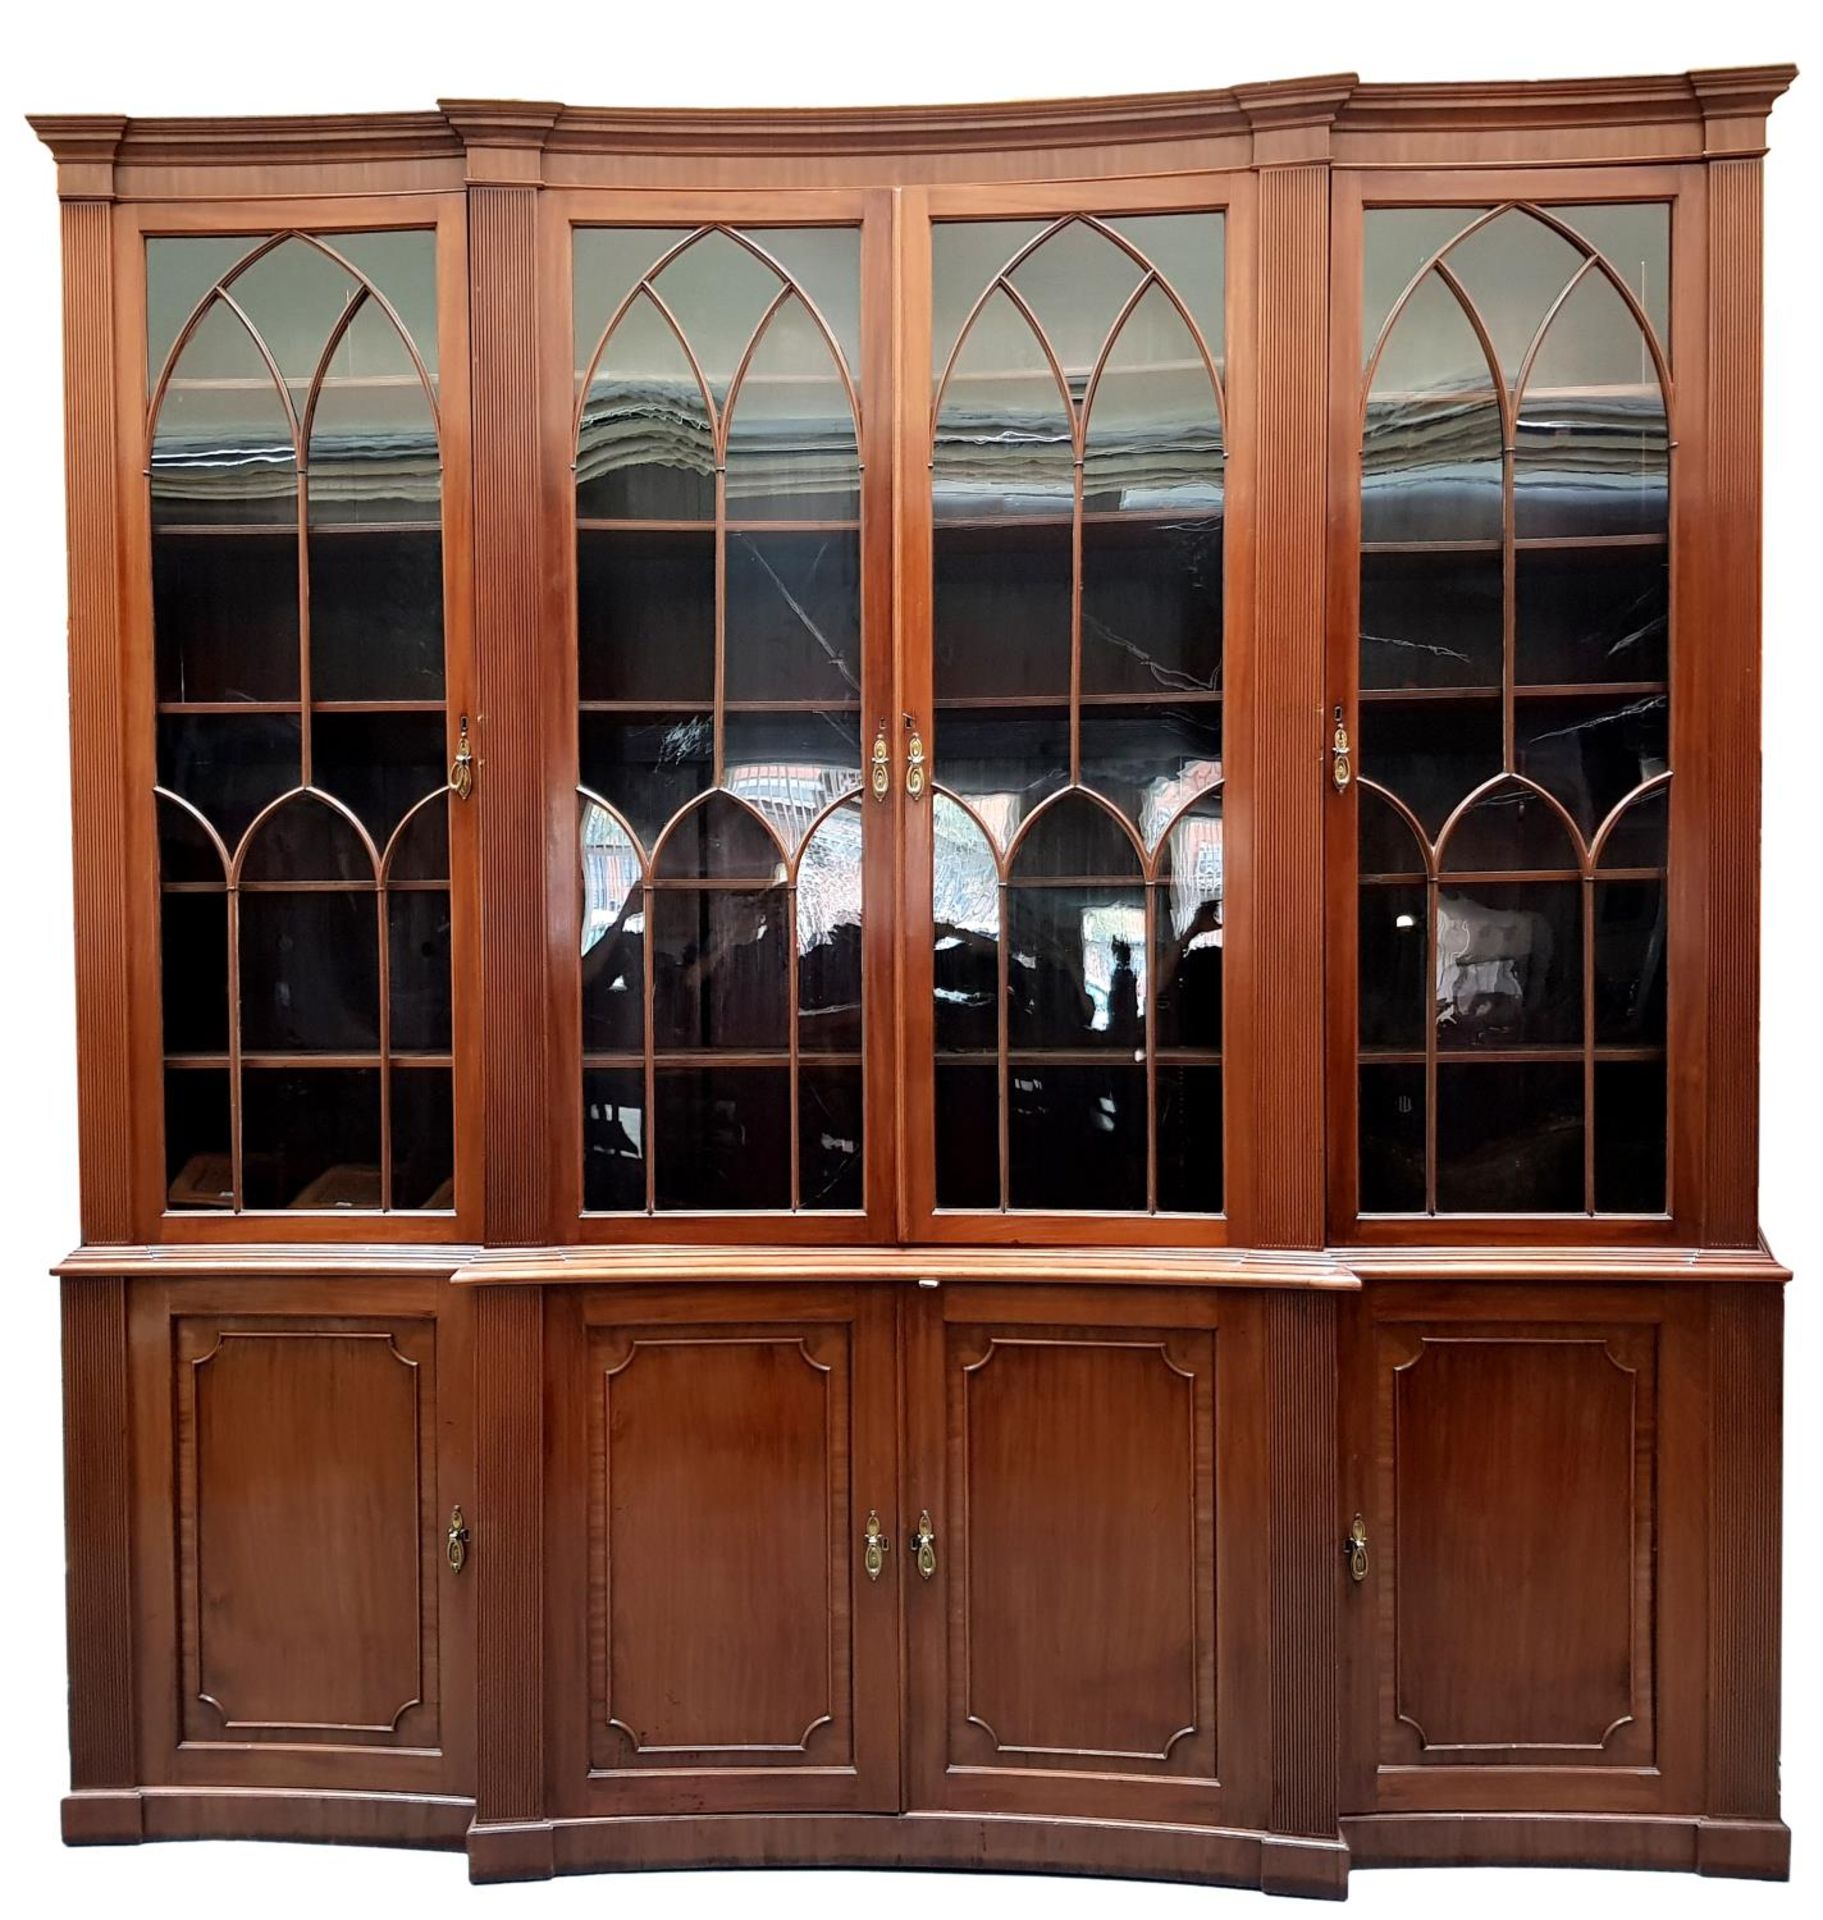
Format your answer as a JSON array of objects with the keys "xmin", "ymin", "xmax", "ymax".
[
  {"xmin": 548, "ymin": 192, "xmax": 898, "ymax": 1243},
  {"xmin": 901, "ymin": 179, "xmax": 1248, "ymax": 1245},
  {"xmin": 1326, "ymin": 167, "xmax": 1703, "ymax": 1242},
  {"xmin": 125, "ymin": 1279, "xmax": 474, "ymax": 1796},
  {"xmin": 1340, "ymin": 1284, "xmax": 1706, "ymax": 1817},
  {"xmin": 546, "ymin": 1284, "xmax": 900, "ymax": 1815},
  {"xmin": 904, "ymin": 1285, "xmax": 1270, "ymax": 1828}
]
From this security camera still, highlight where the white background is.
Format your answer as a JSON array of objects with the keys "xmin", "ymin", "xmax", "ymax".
[{"xmin": 1, "ymin": 3, "xmax": 1816, "ymax": 1914}]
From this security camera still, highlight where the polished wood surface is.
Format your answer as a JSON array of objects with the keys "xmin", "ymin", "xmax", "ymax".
[{"xmin": 32, "ymin": 64, "xmax": 1793, "ymax": 1898}]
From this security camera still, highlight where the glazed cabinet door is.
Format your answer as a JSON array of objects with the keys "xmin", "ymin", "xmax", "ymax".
[
  {"xmin": 903, "ymin": 182, "xmax": 1245, "ymax": 1243},
  {"xmin": 1340, "ymin": 1283, "xmax": 1706, "ymax": 1817},
  {"xmin": 550, "ymin": 195, "xmax": 896, "ymax": 1240},
  {"xmin": 904, "ymin": 1284, "xmax": 1270, "ymax": 1828},
  {"xmin": 546, "ymin": 1283, "xmax": 900, "ymax": 1815},
  {"xmin": 125, "ymin": 1278, "xmax": 474, "ymax": 1799}
]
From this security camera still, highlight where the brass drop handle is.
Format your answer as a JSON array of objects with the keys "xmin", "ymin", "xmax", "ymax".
[
  {"xmin": 451, "ymin": 713, "xmax": 475, "ymax": 801},
  {"xmin": 447, "ymin": 1504, "xmax": 470, "ymax": 1574},
  {"xmin": 1345, "ymin": 1512, "xmax": 1369, "ymax": 1584},
  {"xmin": 870, "ymin": 719, "xmax": 891, "ymax": 802},
  {"xmin": 903, "ymin": 712, "xmax": 927, "ymax": 802},
  {"xmin": 1331, "ymin": 705, "xmax": 1351, "ymax": 794},
  {"xmin": 911, "ymin": 1509, "xmax": 937, "ymax": 1581},
  {"xmin": 863, "ymin": 1509, "xmax": 890, "ymax": 1582}
]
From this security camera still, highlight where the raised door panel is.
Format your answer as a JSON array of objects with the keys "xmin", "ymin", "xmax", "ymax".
[
  {"xmin": 128, "ymin": 1279, "xmax": 473, "ymax": 1794},
  {"xmin": 549, "ymin": 1283, "xmax": 898, "ymax": 1815},
  {"xmin": 906, "ymin": 1286, "xmax": 1269, "ymax": 1828},
  {"xmin": 1345, "ymin": 1284, "xmax": 1705, "ymax": 1816}
]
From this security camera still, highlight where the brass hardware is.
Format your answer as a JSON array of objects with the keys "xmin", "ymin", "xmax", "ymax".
[
  {"xmin": 912, "ymin": 1509, "xmax": 937, "ymax": 1581},
  {"xmin": 446, "ymin": 1505, "xmax": 470, "ymax": 1574},
  {"xmin": 1345, "ymin": 1513, "xmax": 1369, "ymax": 1584},
  {"xmin": 863, "ymin": 1509, "xmax": 890, "ymax": 1581},
  {"xmin": 1331, "ymin": 705, "xmax": 1352, "ymax": 794},
  {"xmin": 871, "ymin": 720, "xmax": 891, "ymax": 802},
  {"xmin": 451, "ymin": 714, "xmax": 475, "ymax": 801},
  {"xmin": 903, "ymin": 712, "xmax": 927, "ymax": 802}
]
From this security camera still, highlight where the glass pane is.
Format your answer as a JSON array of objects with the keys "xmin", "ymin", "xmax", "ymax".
[
  {"xmin": 390, "ymin": 1065, "xmax": 453, "ymax": 1210},
  {"xmin": 1439, "ymin": 208, "xmax": 1584, "ymax": 389},
  {"xmin": 157, "ymin": 792, "xmax": 228, "ymax": 886},
  {"xmin": 1155, "ymin": 792, "xmax": 1224, "ymax": 1052},
  {"xmin": 385, "ymin": 789, "xmax": 449, "ymax": 885},
  {"xmin": 648, "ymin": 231, "xmax": 785, "ymax": 408},
  {"xmin": 158, "ymin": 713, "xmax": 302, "ymax": 848},
  {"xmin": 573, "ymin": 228, "xmax": 691, "ymax": 379},
  {"xmin": 654, "ymin": 1066, "xmax": 790, "ymax": 1210},
  {"xmin": 1363, "ymin": 270, "xmax": 1502, "ymax": 544},
  {"xmin": 1358, "ymin": 883, "xmax": 1425, "ymax": 1052},
  {"xmin": 1515, "ymin": 270, "xmax": 1668, "ymax": 539},
  {"xmin": 389, "ymin": 887, "xmax": 452, "ymax": 1053},
  {"xmin": 334, "ymin": 230, "xmax": 440, "ymax": 383},
  {"xmin": 583, "ymin": 1066, "xmax": 647, "ymax": 1211},
  {"xmin": 655, "ymin": 791, "xmax": 784, "ymax": 882},
  {"xmin": 306, "ymin": 300, "xmax": 438, "ymax": 526},
  {"xmin": 242, "ymin": 1067, "xmax": 381, "ymax": 1209},
  {"xmin": 650, "ymin": 888, "xmax": 790, "ymax": 1050},
  {"xmin": 1080, "ymin": 705, "xmax": 1223, "ymax": 844},
  {"xmin": 723, "ymin": 712, "xmax": 861, "ymax": 852},
  {"xmin": 933, "ymin": 708, "xmax": 1068, "ymax": 845},
  {"xmin": 1014, "ymin": 792, "xmax": 1142, "ymax": 879},
  {"xmin": 1359, "ymin": 1063, "xmax": 1426, "ymax": 1212},
  {"xmin": 1157, "ymin": 1063, "xmax": 1222, "ymax": 1213},
  {"xmin": 165, "ymin": 1065, "xmax": 233, "ymax": 1209},
  {"xmin": 1356, "ymin": 697, "xmax": 1501, "ymax": 839},
  {"xmin": 1439, "ymin": 784, "xmax": 1579, "ymax": 873},
  {"xmin": 935, "ymin": 1062, "xmax": 1000, "ymax": 1207},
  {"xmin": 577, "ymin": 293, "xmax": 714, "ymax": 520},
  {"xmin": 578, "ymin": 527, "xmax": 715, "ymax": 703},
  {"xmin": 240, "ymin": 891, "xmax": 380, "ymax": 1052},
  {"xmin": 933, "ymin": 793, "xmax": 1000, "ymax": 1054},
  {"xmin": 1108, "ymin": 214, "xmax": 1225, "ymax": 367},
  {"xmin": 239, "ymin": 789, "xmax": 373, "ymax": 884},
  {"xmin": 1594, "ymin": 1060, "xmax": 1666, "ymax": 1212},
  {"xmin": 228, "ymin": 236, "xmax": 363, "ymax": 396},
  {"xmin": 1362, "ymin": 208, "xmax": 1484, "ymax": 363},
  {"xmin": 1516, "ymin": 691, "xmax": 1668, "ymax": 838},
  {"xmin": 1008, "ymin": 1063, "xmax": 1145, "ymax": 1211},
  {"xmin": 580, "ymin": 712, "xmax": 713, "ymax": 848},
  {"xmin": 312, "ymin": 711, "xmax": 447, "ymax": 849},
  {"xmin": 935, "ymin": 287, "xmax": 1073, "ymax": 518},
  {"xmin": 581, "ymin": 798, "xmax": 645, "ymax": 1054},
  {"xmin": 1598, "ymin": 785, "xmax": 1667, "ymax": 869},
  {"xmin": 147, "ymin": 234, "xmax": 257, "ymax": 387},
  {"xmin": 152, "ymin": 297, "xmax": 297, "ymax": 530},
  {"xmin": 1008, "ymin": 884, "xmax": 1147, "ymax": 1051},
  {"xmin": 1359, "ymin": 785, "xmax": 1426, "ymax": 880},
  {"xmin": 798, "ymin": 800, "xmax": 863, "ymax": 1055},
  {"xmin": 161, "ymin": 890, "xmax": 228, "ymax": 1054},
  {"xmin": 1436, "ymin": 883, "xmax": 1581, "ymax": 1049},
  {"xmin": 752, "ymin": 228, "xmax": 863, "ymax": 380},
  {"xmin": 931, "ymin": 221, "xmax": 1044, "ymax": 377},
  {"xmin": 1554, "ymin": 204, "xmax": 1669, "ymax": 346},
  {"xmin": 1516, "ymin": 545, "xmax": 1668, "ymax": 686},
  {"xmin": 800, "ymin": 1065, "xmax": 864, "ymax": 1210},
  {"xmin": 308, "ymin": 528, "xmax": 444, "ymax": 701},
  {"xmin": 934, "ymin": 524, "xmax": 1072, "ymax": 701},
  {"xmin": 1435, "ymin": 1062, "xmax": 1583, "ymax": 1212},
  {"xmin": 154, "ymin": 528, "xmax": 298, "ymax": 703},
  {"xmin": 1360, "ymin": 549, "xmax": 1501, "ymax": 691},
  {"xmin": 1594, "ymin": 879, "xmax": 1667, "ymax": 1046},
  {"xmin": 723, "ymin": 295, "xmax": 858, "ymax": 520},
  {"xmin": 725, "ymin": 529, "xmax": 861, "ymax": 704},
  {"xmin": 1007, "ymin": 219, "xmax": 1145, "ymax": 387}
]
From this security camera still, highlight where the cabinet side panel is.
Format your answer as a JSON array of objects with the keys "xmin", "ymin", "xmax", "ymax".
[
  {"xmin": 470, "ymin": 181, "xmax": 551, "ymax": 1246},
  {"xmin": 63, "ymin": 1276, "xmax": 136, "ymax": 1787},
  {"xmin": 1701, "ymin": 156, "xmax": 1763, "ymax": 1247},
  {"xmin": 1708, "ymin": 1286, "xmax": 1781, "ymax": 1819},
  {"xmin": 60, "ymin": 196, "xmax": 135, "ymax": 1243}
]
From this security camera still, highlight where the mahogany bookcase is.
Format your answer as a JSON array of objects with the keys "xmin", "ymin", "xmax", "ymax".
[{"xmin": 32, "ymin": 64, "xmax": 1794, "ymax": 1895}]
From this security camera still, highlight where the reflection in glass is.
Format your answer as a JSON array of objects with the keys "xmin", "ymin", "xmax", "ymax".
[
  {"xmin": 1516, "ymin": 692, "xmax": 1668, "ymax": 839},
  {"xmin": 1516, "ymin": 546, "xmax": 1667, "ymax": 686},
  {"xmin": 583, "ymin": 1067, "xmax": 646, "ymax": 1211},
  {"xmin": 1080, "ymin": 706, "xmax": 1223, "ymax": 844},
  {"xmin": 798, "ymin": 801, "xmax": 864, "ymax": 1055},
  {"xmin": 723, "ymin": 296, "xmax": 858, "ymax": 520},
  {"xmin": 1155, "ymin": 791, "xmax": 1224, "ymax": 1055},
  {"xmin": 933, "ymin": 709, "xmax": 1069, "ymax": 844},
  {"xmin": 1008, "ymin": 218, "xmax": 1143, "ymax": 381},
  {"xmin": 580, "ymin": 712, "xmax": 713, "ymax": 850},
  {"xmin": 933, "ymin": 794, "xmax": 1000, "ymax": 1054},
  {"xmin": 576, "ymin": 294, "xmax": 715, "ymax": 520},
  {"xmin": 1157, "ymin": 1064, "xmax": 1223, "ymax": 1213},
  {"xmin": 724, "ymin": 710, "xmax": 862, "ymax": 852},
  {"xmin": 1439, "ymin": 783, "xmax": 1578, "ymax": 873},
  {"xmin": 725, "ymin": 529, "xmax": 861, "ymax": 704},
  {"xmin": 1435, "ymin": 883, "xmax": 1580, "ymax": 1050},
  {"xmin": 651, "ymin": 889, "xmax": 789, "ymax": 1052},
  {"xmin": 1358, "ymin": 884, "xmax": 1425, "ymax": 1052},
  {"xmin": 1360, "ymin": 549, "xmax": 1501, "ymax": 691},
  {"xmin": 581, "ymin": 798, "xmax": 645, "ymax": 1055},
  {"xmin": 800, "ymin": 1067, "xmax": 864, "ymax": 1210}
]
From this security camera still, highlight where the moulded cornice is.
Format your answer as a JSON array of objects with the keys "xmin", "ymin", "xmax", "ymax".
[{"xmin": 25, "ymin": 114, "xmax": 127, "ymax": 198}]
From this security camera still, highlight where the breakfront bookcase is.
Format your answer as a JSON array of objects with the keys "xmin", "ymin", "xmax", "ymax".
[{"xmin": 32, "ymin": 65, "xmax": 1795, "ymax": 1897}]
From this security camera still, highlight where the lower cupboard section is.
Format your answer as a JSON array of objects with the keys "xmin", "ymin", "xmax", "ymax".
[{"xmin": 59, "ymin": 1270, "xmax": 1784, "ymax": 1891}]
